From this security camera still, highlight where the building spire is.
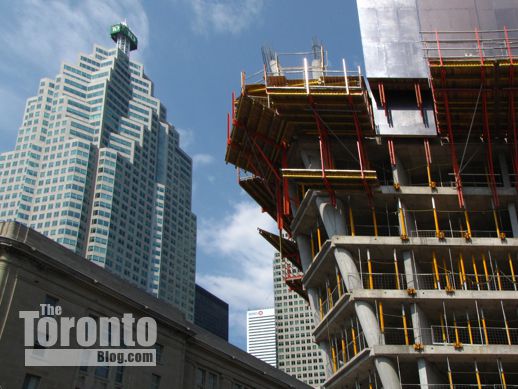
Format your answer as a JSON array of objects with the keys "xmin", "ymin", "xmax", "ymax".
[{"xmin": 110, "ymin": 22, "xmax": 138, "ymax": 56}]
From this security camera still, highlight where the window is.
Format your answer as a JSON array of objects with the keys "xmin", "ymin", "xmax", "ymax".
[
  {"xmin": 115, "ymin": 366, "xmax": 124, "ymax": 384},
  {"xmin": 196, "ymin": 368, "xmax": 206, "ymax": 388},
  {"xmin": 95, "ymin": 366, "xmax": 109, "ymax": 379},
  {"xmin": 44, "ymin": 294, "xmax": 59, "ymax": 308},
  {"xmin": 22, "ymin": 374, "xmax": 41, "ymax": 389},
  {"xmin": 151, "ymin": 374, "xmax": 161, "ymax": 389},
  {"xmin": 154, "ymin": 343, "xmax": 163, "ymax": 363},
  {"xmin": 207, "ymin": 372, "xmax": 218, "ymax": 389}
]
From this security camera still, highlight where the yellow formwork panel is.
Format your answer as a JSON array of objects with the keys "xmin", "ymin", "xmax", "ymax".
[{"xmin": 282, "ymin": 168, "xmax": 377, "ymax": 181}]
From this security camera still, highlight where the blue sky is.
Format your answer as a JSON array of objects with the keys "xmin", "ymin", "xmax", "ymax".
[{"xmin": 0, "ymin": 0, "xmax": 364, "ymax": 349}]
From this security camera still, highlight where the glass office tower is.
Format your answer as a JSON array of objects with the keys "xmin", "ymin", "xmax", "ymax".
[{"xmin": 0, "ymin": 23, "xmax": 197, "ymax": 320}]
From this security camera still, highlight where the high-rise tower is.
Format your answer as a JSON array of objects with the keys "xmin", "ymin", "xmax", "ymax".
[
  {"xmin": 225, "ymin": 1, "xmax": 518, "ymax": 387},
  {"xmin": 273, "ymin": 252, "xmax": 326, "ymax": 387},
  {"xmin": 0, "ymin": 23, "xmax": 197, "ymax": 320},
  {"xmin": 247, "ymin": 308, "xmax": 277, "ymax": 367}
]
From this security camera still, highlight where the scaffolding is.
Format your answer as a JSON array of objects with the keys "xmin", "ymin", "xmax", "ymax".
[{"xmin": 225, "ymin": 38, "xmax": 518, "ymax": 388}]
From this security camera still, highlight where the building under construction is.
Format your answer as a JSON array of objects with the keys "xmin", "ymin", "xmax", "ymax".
[{"xmin": 225, "ymin": 1, "xmax": 518, "ymax": 388}]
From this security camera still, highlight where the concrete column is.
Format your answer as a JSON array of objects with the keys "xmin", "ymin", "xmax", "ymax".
[
  {"xmin": 315, "ymin": 197, "xmax": 348, "ymax": 237},
  {"xmin": 335, "ymin": 248, "xmax": 362, "ymax": 291},
  {"xmin": 402, "ymin": 251, "xmax": 418, "ymax": 289},
  {"xmin": 319, "ymin": 341, "xmax": 335, "ymax": 379},
  {"xmin": 393, "ymin": 157, "xmax": 409, "ymax": 185},
  {"xmin": 374, "ymin": 357, "xmax": 403, "ymax": 389},
  {"xmin": 398, "ymin": 197, "xmax": 417, "ymax": 237},
  {"xmin": 508, "ymin": 203, "xmax": 518, "ymax": 238},
  {"xmin": 300, "ymin": 147, "xmax": 322, "ymax": 169},
  {"xmin": 402, "ymin": 251, "xmax": 432, "ymax": 341},
  {"xmin": 499, "ymin": 154, "xmax": 511, "ymax": 188},
  {"xmin": 288, "ymin": 182, "xmax": 300, "ymax": 216},
  {"xmin": 317, "ymin": 197, "xmax": 401, "ymax": 389},
  {"xmin": 417, "ymin": 358, "xmax": 444, "ymax": 387},
  {"xmin": 296, "ymin": 234, "xmax": 322, "ymax": 323},
  {"xmin": 296, "ymin": 234, "xmax": 313, "ymax": 272},
  {"xmin": 307, "ymin": 288, "xmax": 321, "ymax": 324},
  {"xmin": 393, "ymin": 157, "xmax": 418, "ymax": 236},
  {"xmin": 402, "ymin": 251, "xmax": 441, "ymax": 387},
  {"xmin": 410, "ymin": 303, "xmax": 432, "ymax": 344}
]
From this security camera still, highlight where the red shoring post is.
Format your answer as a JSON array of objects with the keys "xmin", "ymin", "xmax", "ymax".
[
  {"xmin": 252, "ymin": 132, "xmax": 284, "ymax": 150},
  {"xmin": 425, "ymin": 139, "xmax": 439, "ymax": 192},
  {"xmin": 428, "ymin": 73, "xmax": 442, "ymax": 135},
  {"xmin": 348, "ymin": 95, "xmax": 368, "ymax": 172},
  {"xmin": 424, "ymin": 138, "xmax": 432, "ymax": 182},
  {"xmin": 482, "ymin": 91, "xmax": 499, "ymax": 207},
  {"xmin": 244, "ymin": 152, "xmax": 259, "ymax": 178},
  {"xmin": 475, "ymin": 29, "xmax": 484, "ymax": 66},
  {"xmin": 435, "ymin": 30, "xmax": 443, "ymax": 67},
  {"xmin": 247, "ymin": 129, "xmax": 281, "ymax": 182},
  {"xmin": 388, "ymin": 139, "xmax": 396, "ymax": 167},
  {"xmin": 436, "ymin": 29, "xmax": 465, "ymax": 208},
  {"xmin": 415, "ymin": 82, "xmax": 424, "ymax": 120},
  {"xmin": 232, "ymin": 91, "xmax": 237, "ymax": 125},
  {"xmin": 309, "ymin": 97, "xmax": 336, "ymax": 206},
  {"xmin": 505, "ymin": 26, "xmax": 514, "ymax": 65},
  {"xmin": 348, "ymin": 94, "xmax": 374, "ymax": 206},
  {"xmin": 443, "ymin": 92, "xmax": 465, "ymax": 208},
  {"xmin": 424, "ymin": 139, "xmax": 432, "ymax": 165},
  {"xmin": 242, "ymin": 142, "xmax": 276, "ymax": 200},
  {"xmin": 227, "ymin": 112, "xmax": 231, "ymax": 146},
  {"xmin": 378, "ymin": 82, "xmax": 388, "ymax": 118},
  {"xmin": 426, "ymin": 31, "xmax": 443, "ymax": 135},
  {"xmin": 276, "ymin": 181, "xmax": 284, "ymax": 232},
  {"xmin": 477, "ymin": 28, "xmax": 498, "ymax": 206},
  {"xmin": 240, "ymin": 124, "xmax": 278, "ymax": 202},
  {"xmin": 318, "ymin": 131, "xmax": 336, "ymax": 207}
]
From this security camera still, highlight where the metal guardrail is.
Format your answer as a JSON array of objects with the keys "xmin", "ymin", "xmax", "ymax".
[
  {"xmin": 350, "ymin": 272, "xmax": 517, "ymax": 292},
  {"xmin": 431, "ymin": 325, "xmax": 518, "ymax": 346},
  {"xmin": 421, "ymin": 28, "xmax": 518, "ymax": 61},
  {"xmin": 318, "ymin": 270, "xmax": 517, "ymax": 318},
  {"xmin": 407, "ymin": 229, "xmax": 512, "ymax": 239},
  {"xmin": 402, "ymin": 385, "xmax": 518, "ymax": 389},
  {"xmin": 334, "ymin": 330, "xmax": 367, "ymax": 371},
  {"xmin": 376, "ymin": 326, "xmax": 518, "ymax": 346},
  {"xmin": 242, "ymin": 58, "xmax": 364, "ymax": 95}
]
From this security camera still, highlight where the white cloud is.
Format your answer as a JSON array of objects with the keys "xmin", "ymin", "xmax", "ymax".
[
  {"xmin": 192, "ymin": 153, "xmax": 215, "ymax": 167},
  {"xmin": 197, "ymin": 201, "xmax": 277, "ymax": 347},
  {"xmin": 189, "ymin": 0, "xmax": 265, "ymax": 34},
  {"xmin": 176, "ymin": 127, "xmax": 195, "ymax": 150},
  {"xmin": 0, "ymin": 0, "xmax": 149, "ymax": 77}
]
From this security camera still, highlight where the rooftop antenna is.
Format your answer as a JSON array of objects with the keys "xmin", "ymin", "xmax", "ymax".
[{"xmin": 110, "ymin": 21, "xmax": 138, "ymax": 56}]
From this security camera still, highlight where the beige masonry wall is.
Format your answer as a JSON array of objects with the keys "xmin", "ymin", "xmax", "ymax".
[{"xmin": 0, "ymin": 222, "xmax": 309, "ymax": 389}]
